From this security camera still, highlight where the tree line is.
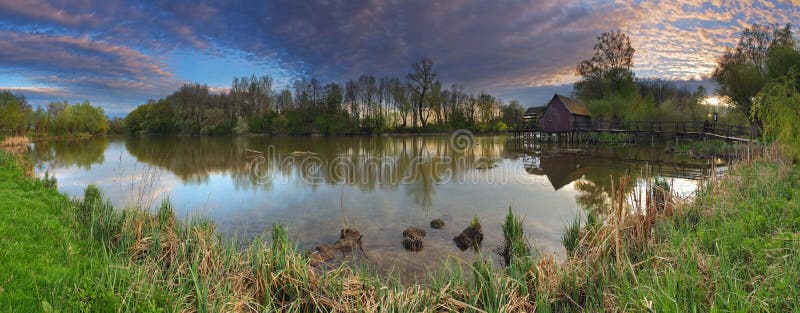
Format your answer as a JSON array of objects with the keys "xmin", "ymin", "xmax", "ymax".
[
  {"xmin": 572, "ymin": 30, "xmax": 723, "ymax": 124},
  {"xmin": 0, "ymin": 91, "xmax": 110, "ymax": 137},
  {"xmin": 124, "ymin": 58, "xmax": 525, "ymax": 135}
]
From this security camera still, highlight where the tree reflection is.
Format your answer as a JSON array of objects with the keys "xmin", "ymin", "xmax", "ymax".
[
  {"xmin": 31, "ymin": 137, "xmax": 108, "ymax": 170},
  {"xmin": 573, "ymin": 179, "xmax": 610, "ymax": 214},
  {"xmin": 118, "ymin": 135, "xmax": 512, "ymax": 207},
  {"xmin": 517, "ymin": 144, "xmax": 716, "ymax": 215}
]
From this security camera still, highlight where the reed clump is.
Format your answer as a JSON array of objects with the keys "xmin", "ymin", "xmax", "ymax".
[{"xmin": 0, "ymin": 136, "xmax": 29, "ymax": 148}]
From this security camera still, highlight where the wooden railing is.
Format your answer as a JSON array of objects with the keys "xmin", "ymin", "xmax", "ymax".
[
  {"xmin": 510, "ymin": 120, "xmax": 758, "ymax": 142},
  {"xmin": 573, "ymin": 120, "xmax": 757, "ymax": 140}
]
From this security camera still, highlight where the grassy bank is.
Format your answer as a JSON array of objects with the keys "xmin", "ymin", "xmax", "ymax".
[
  {"xmin": 553, "ymin": 147, "xmax": 799, "ymax": 311},
  {"xmin": 1, "ymin": 146, "xmax": 798, "ymax": 311},
  {"xmin": 0, "ymin": 151, "xmax": 115, "ymax": 311}
]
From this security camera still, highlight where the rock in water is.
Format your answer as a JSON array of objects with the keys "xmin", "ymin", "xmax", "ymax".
[
  {"xmin": 340, "ymin": 228, "xmax": 362, "ymax": 240},
  {"xmin": 309, "ymin": 245, "xmax": 335, "ymax": 266},
  {"xmin": 430, "ymin": 218, "xmax": 445, "ymax": 229},
  {"xmin": 335, "ymin": 227, "xmax": 363, "ymax": 252},
  {"xmin": 334, "ymin": 238, "xmax": 357, "ymax": 252},
  {"xmin": 402, "ymin": 235, "xmax": 424, "ymax": 251},
  {"xmin": 403, "ymin": 226, "xmax": 426, "ymax": 238},
  {"xmin": 402, "ymin": 226, "xmax": 426, "ymax": 251},
  {"xmin": 453, "ymin": 223, "xmax": 484, "ymax": 251},
  {"xmin": 309, "ymin": 227, "xmax": 366, "ymax": 264}
]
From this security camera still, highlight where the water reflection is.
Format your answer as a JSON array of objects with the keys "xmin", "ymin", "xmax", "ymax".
[
  {"xmin": 520, "ymin": 146, "xmax": 716, "ymax": 215},
  {"xmin": 31, "ymin": 137, "xmax": 108, "ymax": 171},
  {"xmin": 30, "ymin": 135, "xmax": 719, "ymax": 279}
]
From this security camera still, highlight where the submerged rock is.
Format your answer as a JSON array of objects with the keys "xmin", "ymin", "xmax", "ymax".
[
  {"xmin": 402, "ymin": 235, "xmax": 424, "ymax": 251},
  {"xmin": 430, "ymin": 218, "xmax": 445, "ymax": 229},
  {"xmin": 403, "ymin": 226, "xmax": 426, "ymax": 238},
  {"xmin": 340, "ymin": 228, "xmax": 362, "ymax": 240},
  {"xmin": 334, "ymin": 238, "xmax": 358, "ymax": 252},
  {"xmin": 308, "ymin": 245, "xmax": 335, "ymax": 266},
  {"xmin": 335, "ymin": 227, "xmax": 363, "ymax": 252},
  {"xmin": 309, "ymin": 245, "xmax": 336, "ymax": 266},
  {"xmin": 309, "ymin": 227, "xmax": 366, "ymax": 264},
  {"xmin": 453, "ymin": 223, "xmax": 484, "ymax": 251},
  {"xmin": 402, "ymin": 226, "xmax": 427, "ymax": 251}
]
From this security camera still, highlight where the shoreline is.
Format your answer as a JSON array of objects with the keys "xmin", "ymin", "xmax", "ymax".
[{"xmin": 2, "ymin": 146, "xmax": 797, "ymax": 311}]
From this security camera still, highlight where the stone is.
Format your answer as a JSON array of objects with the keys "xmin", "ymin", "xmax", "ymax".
[
  {"xmin": 402, "ymin": 226, "xmax": 426, "ymax": 238},
  {"xmin": 453, "ymin": 223, "xmax": 484, "ymax": 251}
]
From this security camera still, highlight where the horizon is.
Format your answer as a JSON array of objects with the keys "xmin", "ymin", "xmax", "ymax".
[{"xmin": 0, "ymin": 1, "xmax": 798, "ymax": 116}]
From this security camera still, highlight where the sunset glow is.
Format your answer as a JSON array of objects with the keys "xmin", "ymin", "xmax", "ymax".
[{"xmin": 0, "ymin": 1, "xmax": 797, "ymax": 114}]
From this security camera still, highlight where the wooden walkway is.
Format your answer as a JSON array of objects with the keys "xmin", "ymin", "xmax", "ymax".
[{"xmin": 509, "ymin": 120, "xmax": 758, "ymax": 144}]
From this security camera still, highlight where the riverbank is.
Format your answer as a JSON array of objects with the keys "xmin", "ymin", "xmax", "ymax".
[
  {"xmin": 1, "ymin": 146, "xmax": 798, "ymax": 311},
  {"xmin": 0, "ymin": 152, "xmax": 114, "ymax": 311}
]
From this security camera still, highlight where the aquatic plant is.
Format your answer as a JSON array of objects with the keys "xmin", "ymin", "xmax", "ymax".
[
  {"xmin": 561, "ymin": 214, "xmax": 582, "ymax": 257},
  {"xmin": 500, "ymin": 206, "xmax": 529, "ymax": 265}
]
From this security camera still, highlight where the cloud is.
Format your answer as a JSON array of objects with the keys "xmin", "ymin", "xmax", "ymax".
[
  {"xmin": 0, "ymin": 30, "xmax": 177, "ymax": 104},
  {"xmin": 0, "ymin": 0, "xmax": 798, "ymax": 109},
  {"xmin": 0, "ymin": 85, "xmax": 65, "ymax": 95},
  {"xmin": 0, "ymin": 0, "xmax": 101, "ymax": 27}
]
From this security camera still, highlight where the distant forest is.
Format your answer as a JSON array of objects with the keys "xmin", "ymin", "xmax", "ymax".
[
  {"xmin": 0, "ymin": 92, "xmax": 109, "ymax": 137},
  {"xmin": 125, "ymin": 58, "xmax": 526, "ymax": 135}
]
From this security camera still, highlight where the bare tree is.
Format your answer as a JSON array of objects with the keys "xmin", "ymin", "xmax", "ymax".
[{"xmin": 407, "ymin": 57, "xmax": 436, "ymax": 128}]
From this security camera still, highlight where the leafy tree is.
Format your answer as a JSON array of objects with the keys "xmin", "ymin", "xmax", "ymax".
[
  {"xmin": 752, "ymin": 45, "xmax": 800, "ymax": 157},
  {"xmin": 575, "ymin": 30, "xmax": 635, "ymax": 100},
  {"xmin": 500, "ymin": 100, "xmax": 525, "ymax": 128},
  {"xmin": 713, "ymin": 23, "xmax": 796, "ymax": 125},
  {"xmin": 0, "ymin": 91, "xmax": 28, "ymax": 134}
]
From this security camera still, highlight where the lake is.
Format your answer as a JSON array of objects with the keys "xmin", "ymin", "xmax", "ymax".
[{"xmin": 30, "ymin": 134, "xmax": 719, "ymax": 279}]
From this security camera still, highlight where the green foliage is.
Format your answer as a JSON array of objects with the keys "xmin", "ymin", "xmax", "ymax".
[
  {"xmin": 106, "ymin": 117, "xmax": 126, "ymax": 134},
  {"xmin": 0, "ymin": 91, "xmax": 29, "ymax": 134},
  {"xmin": 574, "ymin": 30, "xmax": 722, "ymax": 125},
  {"xmin": 500, "ymin": 100, "xmax": 525, "ymax": 128},
  {"xmin": 125, "ymin": 99, "xmax": 174, "ymax": 134},
  {"xmin": 121, "ymin": 58, "xmax": 516, "ymax": 136},
  {"xmin": 575, "ymin": 30, "xmax": 636, "ymax": 100},
  {"xmin": 470, "ymin": 215, "xmax": 481, "ymax": 229},
  {"xmin": 582, "ymin": 75, "xmax": 713, "ymax": 124},
  {"xmin": 271, "ymin": 114, "xmax": 288, "ymax": 133},
  {"xmin": 233, "ymin": 116, "xmax": 249, "ymax": 134},
  {"xmin": 2, "ymin": 98, "xmax": 110, "ymax": 137},
  {"xmin": 713, "ymin": 23, "xmax": 797, "ymax": 123},
  {"xmin": 562, "ymin": 214, "xmax": 582, "ymax": 256},
  {"xmin": 753, "ymin": 67, "xmax": 800, "ymax": 158},
  {"xmin": 492, "ymin": 120, "xmax": 508, "ymax": 132},
  {"xmin": 501, "ymin": 206, "xmax": 532, "ymax": 271}
]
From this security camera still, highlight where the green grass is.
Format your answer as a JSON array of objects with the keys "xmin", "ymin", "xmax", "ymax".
[
  {"xmin": 0, "ymin": 152, "xmax": 119, "ymax": 311},
  {"xmin": 621, "ymin": 159, "xmax": 800, "ymax": 311}
]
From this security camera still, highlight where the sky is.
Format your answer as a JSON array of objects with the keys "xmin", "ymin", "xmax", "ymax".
[{"xmin": 0, "ymin": 0, "xmax": 798, "ymax": 116}]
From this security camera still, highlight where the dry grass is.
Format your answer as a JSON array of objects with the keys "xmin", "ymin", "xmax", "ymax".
[
  {"xmin": 0, "ymin": 136, "xmax": 29, "ymax": 148},
  {"xmin": 0, "ymin": 136, "xmax": 32, "ymax": 175}
]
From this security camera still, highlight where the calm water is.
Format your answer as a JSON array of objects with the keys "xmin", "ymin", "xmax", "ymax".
[{"xmin": 30, "ymin": 135, "xmax": 717, "ymax": 278}]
